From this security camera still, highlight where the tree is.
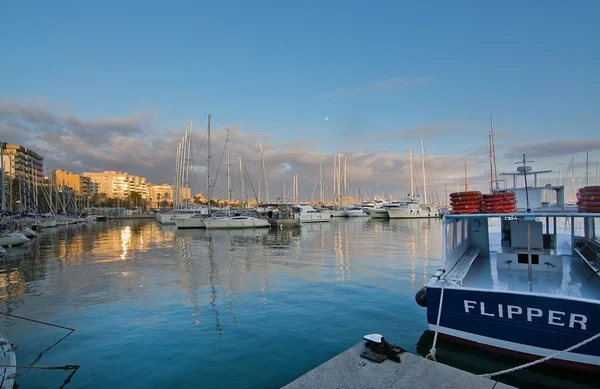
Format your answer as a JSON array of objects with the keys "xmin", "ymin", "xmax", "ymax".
[{"xmin": 128, "ymin": 191, "xmax": 142, "ymax": 207}]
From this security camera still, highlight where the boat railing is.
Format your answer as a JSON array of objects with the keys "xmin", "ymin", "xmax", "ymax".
[{"xmin": 574, "ymin": 236, "xmax": 600, "ymax": 277}]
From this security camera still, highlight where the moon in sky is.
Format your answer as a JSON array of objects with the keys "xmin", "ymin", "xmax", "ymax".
[{"xmin": 324, "ymin": 116, "xmax": 328, "ymax": 121}]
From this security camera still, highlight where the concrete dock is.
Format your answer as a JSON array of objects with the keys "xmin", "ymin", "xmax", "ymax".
[{"xmin": 282, "ymin": 342, "xmax": 516, "ymax": 389}]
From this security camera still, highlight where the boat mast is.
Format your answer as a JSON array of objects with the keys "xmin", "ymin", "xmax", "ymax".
[
  {"xmin": 337, "ymin": 153, "xmax": 341, "ymax": 206},
  {"xmin": 409, "ymin": 147, "xmax": 414, "ymax": 199},
  {"xmin": 259, "ymin": 141, "xmax": 269, "ymax": 203},
  {"xmin": 571, "ymin": 157, "xmax": 575, "ymax": 201},
  {"xmin": 488, "ymin": 132, "xmax": 494, "ymax": 192},
  {"xmin": 333, "ymin": 155, "xmax": 337, "ymax": 206},
  {"xmin": 239, "ymin": 157, "xmax": 244, "ymax": 207},
  {"xmin": 180, "ymin": 128, "xmax": 188, "ymax": 207},
  {"xmin": 464, "ymin": 163, "xmax": 468, "ymax": 191},
  {"xmin": 227, "ymin": 129, "xmax": 231, "ymax": 215},
  {"xmin": 421, "ymin": 139, "xmax": 427, "ymax": 203},
  {"xmin": 0, "ymin": 142, "xmax": 5, "ymax": 211},
  {"xmin": 596, "ymin": 162, "xmax": 599, "ymax": 186},
  {"xmin": 319, "ymin": 163, "xmax": 323, "ymax": 205},
  {"xmin": 585, "ymin": 151, "xmax": 589, "ymax": 186},
  {"xmin": 174, "ymin": 143, "xmax": 180, "ymax": 210},
  {"xmin": 343, "ymin": 154, "xmax": 347, "ymax": 206},
  {"xmin": 207, "ymin": 114, "xmax": 212, "ymax": 209},
  {"xmin": 185, "ymin": 121, "xmax": 193, "ymax": 206}
]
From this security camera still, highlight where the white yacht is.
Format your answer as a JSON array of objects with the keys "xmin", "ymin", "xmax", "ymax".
[
  {"xmin": 345, "ymin": 206, "xmax": 368, "ymax": 217},
  {"xmin": 386, "ymin": 199, "xmax": 440, "ymax": 219},
  {"xmin": 331, "ymin": 208, "xmax": 348, "ymax": 217},
  {"xmin": 204, "ymin": 215, "xmax": 270, "ymax": 229},
  {"xmin": 296, "ymin": 205, "xmax": 330, "ymax": 223},
  {"xmin": 157, "ymin": 206, "xmax": 209, "ymax": 225},
  {"xmin": 365, "ymin": 202, "xmax": 404, "ymax": 219}
]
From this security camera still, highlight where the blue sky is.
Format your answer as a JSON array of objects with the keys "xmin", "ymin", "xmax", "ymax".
[{"xmin": 1, "ymin": 0, "xmax": 599, "ymax": 195}]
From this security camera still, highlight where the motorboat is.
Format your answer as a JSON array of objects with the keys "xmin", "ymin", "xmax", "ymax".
[
  {"xmin": 296, "ymin": 205, "xmax": 330, "ymax": 223},
  {"xmin": 387, "ymin": 199, "xmax": 440, "ymax": 219},
  {"xmin": 204, "ymin": 215, "xmax": 270, "ymax": 229},
  {"xmin": 345, "ymin": 206, "xmax": 368, "ymax": 217},
  {"xmin": 0, "ymin": 232, "xmax": 29, "ymax": 247},
  {"xmin": 417, "ymin": 164, "xmax": 600, "ymax": 370}
]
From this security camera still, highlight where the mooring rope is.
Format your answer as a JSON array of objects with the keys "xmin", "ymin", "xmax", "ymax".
[
  {"xmin": 0, "ymin": 312, "xmax": 75, "ymax": 331},
  {"xmin": 426, "ymin": 270, "xmax": 446, "ymax": 361},
  {"xmin": 480, "ymin": 332, "xmax": 600, "ymax": 378},
  {"xmin": 0, "ymin": 364, "xmax": 79, "ymax": 370}
]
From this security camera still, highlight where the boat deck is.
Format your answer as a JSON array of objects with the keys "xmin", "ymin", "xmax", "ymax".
[{"xmin": 460, "ymin": 250, "xmax": 600, "ymax": 301}]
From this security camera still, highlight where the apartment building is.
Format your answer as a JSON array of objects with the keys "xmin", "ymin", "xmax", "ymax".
[
  {"xmin": 1, "ymin": 143, "xmax": 44, "ymax": 183},
  {"xmin": 83, "ymin": 171, "xmax": 150, "ymax": 199},
  {"xmin": 51, "ymin": 169, "xmax": 97, "ymax": 197},
  {"xmin": 148, "ymin": 184, "xmax": 191, "ymax": 207}
]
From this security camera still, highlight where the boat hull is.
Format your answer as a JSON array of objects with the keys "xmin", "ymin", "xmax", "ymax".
[
  {"xmin": 0, "ymin": 232, "xmax": 29, "ymax": 247},
  {"xmin": 366, "ymin": 208, "xmax": 389, "ymax": 219},
  {"xmin": 345, "ymin": 210, "xmax": 368, "ymax": 217},
  {"xmin": 387, "ymin": 205, "xmax": 440, "ymax": 219},
  {"xmin": 175, "ymin": 218, "xmax": 206, "ymax": 229},
  {"xmin": 331, "ymin": 210, "xmax": 348, "ymax": 217},
  {"xmin": 425, "ymin": 285, "xmax": 600, "ymax": 368},
  {"xmin": 300, "ymin": 214, "xmax": 330, "ymax": 223},
  {"xmin": 204, "ymin": 218, "xmax": 271, "ymax": 229}
]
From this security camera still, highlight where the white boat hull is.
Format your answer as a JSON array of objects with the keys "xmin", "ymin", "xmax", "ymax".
[
  {"xmin": 387, "ymin": 204, "xmax": 440, "ymax": 219},
  {"xmin": 40, "ymin": 219, "xmax": 57, "ymax": 228},
  {"xmin": 331, "ymin": 210, "xmax": 348, "ymax": 217},
  {"xmin": 204, "ymin": 217, "xmax": 270, "ymax": 229},
  {"xmin": 299, "ymin": 213, "xmax": 330, "ymax": 223},
  {"xmin": 175, "ymin": 218, "xmax": 206, "ymax": 229},
  {"xmin": 0, "ymin": 232, "xmax": 29, "ymax": 247},
  {"xmin": 156, "ymin": 213, "xmax": 175, "ymax": 224},
  {"xmin": 20, "ymin": 227, "xmax": 36, "ymax": 238},
  {"xmin": 345, "ymin": 209, "xmax": 368, "ymax": 217},
  {"xmin": 366, "ymin": 208, "xmax": 390, "ymax": 219}
]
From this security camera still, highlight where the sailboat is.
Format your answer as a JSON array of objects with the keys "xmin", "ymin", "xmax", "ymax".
[
  {"xmin": 331, "ymin": 153, "xmax": 349, "ymax": 217},
  {"xmin": 387, "ymin": 140, "xmax": 440, "ymax": 219},
  {"xmin": 204, "ymin": 129, "xmax": 270, "ymax": 230},
  {"xmin": 160, "ymin": 121, "xmax": 209, "ymax": 225},
  {"xmin": 175, "ymin": 116, "xmax": 216, "ymax": 229}
]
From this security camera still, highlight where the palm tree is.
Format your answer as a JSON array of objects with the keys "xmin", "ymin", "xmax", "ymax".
[{"xmin": 160, "ymin": 192, "xmax": 171, "ymax": 209}]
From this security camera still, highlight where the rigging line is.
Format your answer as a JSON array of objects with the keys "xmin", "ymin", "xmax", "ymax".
[
  {"xmin": 209, "ymin": 138, "xmax": 228, "ymax": 200},
  {"xmin": 422, "ymin": 143, "xmax": 440, "ymax": 205}
]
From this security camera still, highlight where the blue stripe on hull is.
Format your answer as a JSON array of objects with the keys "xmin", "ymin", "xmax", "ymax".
[{"xmin": 426, "ymin": 287, "xmax": 600, "ymax": 358}]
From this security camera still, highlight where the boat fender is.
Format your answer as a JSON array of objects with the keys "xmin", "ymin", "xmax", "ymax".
[{"xmin": 415, "ymin": 286, "xmax": 427, "ymax": 307}]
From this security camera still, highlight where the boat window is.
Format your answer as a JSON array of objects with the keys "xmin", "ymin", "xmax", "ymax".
[{"xmin": 517, "ymin": 253, "xmax": 540, "ymax": 265}]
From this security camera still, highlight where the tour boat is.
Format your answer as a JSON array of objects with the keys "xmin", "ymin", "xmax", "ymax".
[{"xmin": 416, "ymin": 166, "xmax": 600, "ymax": 370}]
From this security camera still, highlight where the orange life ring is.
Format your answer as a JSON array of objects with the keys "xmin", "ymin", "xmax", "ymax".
[
  {"xmin": 450, "ymin": 191, "xmax": 482, "ymax": 198},
  {"xmin": 451, "ymin": 208, "xmax": 480, "ymax": 214},
  {"xmin": 451, "ymin": 199, "xmax": 482, "ymax": 206},
  {"xmin": 450, "ymin": 194, "xmax": 482, "ymax": 201}
]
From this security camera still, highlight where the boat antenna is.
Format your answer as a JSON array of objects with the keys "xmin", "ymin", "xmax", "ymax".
[
  {"xmin": 490, "ymin": 115, "xmax": 499, "ymax": 190},
  {"xmin": 516, "ymin": 154, "xmax": 534, "ymax": 212}
]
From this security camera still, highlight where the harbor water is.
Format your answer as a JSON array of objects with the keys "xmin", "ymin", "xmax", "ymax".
[{"xmin": 1, "ymin": 219, "xmax": 598, "ymax": 389}]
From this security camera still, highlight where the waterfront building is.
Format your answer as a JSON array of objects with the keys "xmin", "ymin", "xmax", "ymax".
[
  {"xmin": 83, "ymin": 171, "xmax": 150, "ymax": 199},
  {"xmin": 52, "ymin": 169, "xmax": 98, "ymax": 197},
  {"xmin": 1, "ymin": 143, "xmax": 44, "ymax": 183}
]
